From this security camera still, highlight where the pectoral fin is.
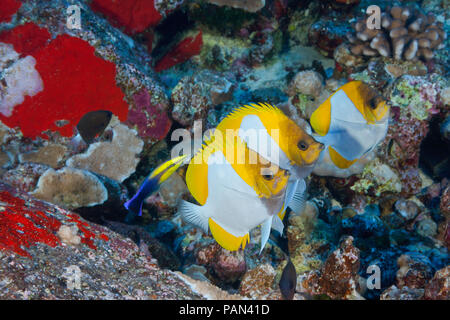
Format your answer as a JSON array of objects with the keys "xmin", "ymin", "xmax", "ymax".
[
  {"xmin": 260, "ymin": 216, "xmax": 273, "ymax": 254},
  {"xmin": 271, "ymin": 215, "xmax": 284, "ymax": 235},
  {"xmin": 287, "ymin": 179, "xmax": 307, "ymax": 214}
]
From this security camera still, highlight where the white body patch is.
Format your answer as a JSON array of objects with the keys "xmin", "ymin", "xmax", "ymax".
[
  {"xmin": 315, "ymin": 89, "xmax": 388, "ymax": 161},
  {"xmin": 239, "ymin": 114, "xmax": 291, "ymax": 169},
  {"xmin": 203, "ymin": 150, "xmax": 274, "ymax": 238}
]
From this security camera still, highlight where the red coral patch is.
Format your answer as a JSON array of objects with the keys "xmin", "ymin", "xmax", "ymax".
[
  {"xmin": 0, "ymin": 22, "xmax": 51, "ymax": 56},
  {"xmin": 0, "ymin": 0, "xmax": 21, "ymax": 23},
  {"xmin": 0, "ymin": 33, "xmax": 129, "ymax": 140},
  {"xmin": 0, "ymin": 191, "xmax": 61, "ymax": 257},
  {"xmin": 91, "ymin": 0, "xmax": 162, "ymax": 35},
  {"xmin": 154, "ymin": 31, "xmax": 203, "ymax": 72}
]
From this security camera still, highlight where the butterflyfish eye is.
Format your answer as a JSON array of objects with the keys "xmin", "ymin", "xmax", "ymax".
[
  {"xmin": 298, "ymin": 141, "xmax": 309, "ymax": 151},
  {"xmin": 262, "ymin": 173, "xmax": 274, "ymax": 180}
]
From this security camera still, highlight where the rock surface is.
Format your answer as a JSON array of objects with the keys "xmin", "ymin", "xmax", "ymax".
[{"xmin": 0, "ymin": 182, "xmax": 203, "ymax": 299}]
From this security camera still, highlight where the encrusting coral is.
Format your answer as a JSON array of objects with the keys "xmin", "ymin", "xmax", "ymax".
[
  {"xmin": 347, "ymin": 6, "xmax": 446, "ymax": 61},
  {"xmin": 31, "ymin": 167, "xmax": 108, "ymax": 210},
  {"xmin": 66, "ymin": 120, "xmax": 144, "ymax": 183}
]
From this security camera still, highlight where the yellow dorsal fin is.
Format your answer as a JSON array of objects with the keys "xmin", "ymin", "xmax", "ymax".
[
  {"xmin": 221, "ymin": 102, "xmax": 284, "ymax": 120},
  {"xmin": 209, "ymin": 218, "xmax": 250, "ymax": 251},
  {"xmin": 328, "ymin": 146, "xmax": 358, "ymax": 169},
  {"xmin": 216, "ymin": 103, "xmax": 285, "ymax": 134}
]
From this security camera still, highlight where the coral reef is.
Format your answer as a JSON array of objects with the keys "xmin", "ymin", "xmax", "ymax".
[
  {"xmin": 302, "ymin": 236, "xmax": 364, "ymax": 299},
  {"xmin": 171, "ymin": 70, "xmax": 234, "ymax": 126},
  {"xmin": 0, "ymin": 0, "xmax": 21, "ymax": 23},
  {"xmin": 0, "ymin": 44, "xmax": 43, "ymax": 117},
  {"xmin": 155, "ymin": 31, "xmax": 203, "ymax": 72},
  {"xmin": 423, "ymin": 266, "xmax": 449, "ymax": 300},
  {"xmin": 287, "ymin": 70, "xmax": 324, "ymax": 98},
  {"xmin": 196, "ymin": 243, "xmax": 247, "ymax": 283},
  {"xmin": 347, "ymin": 6, "xmax": 446, "ymax": 61},
  {"xmin": 206, "ymin": 0, "xmax": 266, "ymax": 13},
  {"xmin": 0, "ymin": 183, "xmax": 204, "ymax": 299},
  {"xmin": 239, "ymin": 264, "xmax": 276, "ymax": 299},
  {"xmin": 0, "ymin": 29, "xmax": 128, "ymax": 139},
  {"xmin": 31, "ymin": 167, "xmax": 108, "ymax": 210},
  {"xmin": 19, "ymin": 143, "xmax": 67, "ymax": 168},
  {"xmin": 126, "ymin": 88, "xmax": 172, "ymax": 142},
  {"xmin": 66, "ymin": 122, "xmax": 144, "ymax": 183},
  {"xmin": 0, "ymin": 0, "xmax": 448, "ymax": 302}
]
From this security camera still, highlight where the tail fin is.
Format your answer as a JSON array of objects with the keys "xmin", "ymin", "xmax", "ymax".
[
  {"xmin": 178, "ymin": 200, "xmax": 209, "ymax": 233},
  {"xmin": 124, "ymin": 190, "xmax": 146, "ymax": 216}
]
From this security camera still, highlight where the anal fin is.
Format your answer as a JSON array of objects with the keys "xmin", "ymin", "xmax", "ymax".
[{"xmin": 209, "ymin": 218, "xmax": 249, "ymax": 251}]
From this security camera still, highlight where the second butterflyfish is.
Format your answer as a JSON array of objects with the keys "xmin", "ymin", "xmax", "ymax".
[{"xmin": 310, "ymin": 81, "xmax": 390, "ymax": 172}]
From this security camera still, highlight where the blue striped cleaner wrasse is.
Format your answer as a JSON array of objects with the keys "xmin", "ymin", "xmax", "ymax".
[{"xmin": 124, "ymin": 155, "xmax": 187, "ymax": 216}]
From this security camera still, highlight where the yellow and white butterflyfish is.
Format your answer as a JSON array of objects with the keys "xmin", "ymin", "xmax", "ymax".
[
  {"xmin": 310, "ymin": 81, "xmax": 389, "ymax": 172},
  {"xmin": 213, "ymin": 102, "xmax": 322, "ymax": 220},
  {"xmin": 179, "ymin": 133, "xmax": 291, "ymax": 253}
]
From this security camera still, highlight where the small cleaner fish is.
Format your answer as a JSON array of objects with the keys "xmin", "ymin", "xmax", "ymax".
[
  {"xmin": 310, "ymin": 81, "xmax": 389, "ymax": 170},
  {"xmin": 124, "ymin": 155, "xmax": 187, "ymax": 216}
]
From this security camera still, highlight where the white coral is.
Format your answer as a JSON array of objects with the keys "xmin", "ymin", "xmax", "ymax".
[
  {"xmin": 66, "ymin": 119, "xmax": 144, "ymax": 182},
  {"xmin": 0, "ymin": 43, "xmax": 43, "ymax": 117}
]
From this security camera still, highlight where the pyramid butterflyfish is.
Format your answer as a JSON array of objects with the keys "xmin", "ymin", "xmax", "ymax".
[
  {"xmin": 310, "ymin": 81, "xmax": 389, "ymax": 174},
  {"xmin": 179, "ymin": 133, "xmax": 296, "ymax": 252},
  {"xmin": 212, "ymin": 103, "xmax": 323, "ymax": 220}
]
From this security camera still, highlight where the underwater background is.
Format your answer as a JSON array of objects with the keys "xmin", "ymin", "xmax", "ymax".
[{"xmin": 0, "ymin": 0, "xmax": 448, "ymax": 300}]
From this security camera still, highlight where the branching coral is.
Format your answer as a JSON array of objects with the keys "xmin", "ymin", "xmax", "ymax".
[{"xmin": 347, "ymin": 6, "xmax": 446, "ymax": 61}]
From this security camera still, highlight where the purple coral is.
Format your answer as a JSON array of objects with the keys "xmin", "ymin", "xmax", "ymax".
[{"xmin": 127, "ymin": 88, "xmax": 172, "ymax": 142}]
